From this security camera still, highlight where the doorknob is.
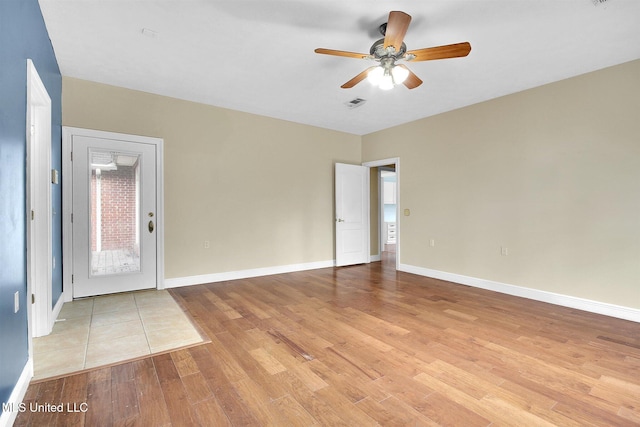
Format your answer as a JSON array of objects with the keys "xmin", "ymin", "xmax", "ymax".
[
  {"xmin": 336, "ymin": 218, "xmax": 345, "ymax": 222},
  {"xmin": 148, "ymin": 220, "xmax": 155, "ymax": 233}
]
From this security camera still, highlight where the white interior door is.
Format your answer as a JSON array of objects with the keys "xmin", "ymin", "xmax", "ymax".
[
  {"xmin": 335, "ymin": 163, "xmax": 369, "ymax": 266},
  {"xmin": 72, "ymin": 135, "xmax": 157, "ymax": 297}
]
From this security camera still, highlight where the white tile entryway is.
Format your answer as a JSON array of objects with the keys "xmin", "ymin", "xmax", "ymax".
[{"xmin": 32, "ymin": 289, "xmax": 205, "ymax": 381}]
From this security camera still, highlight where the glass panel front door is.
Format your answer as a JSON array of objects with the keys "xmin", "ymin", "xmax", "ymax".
[{"xmin": 72, "ymin": 133, "xmax": 157, "ymax": 298}]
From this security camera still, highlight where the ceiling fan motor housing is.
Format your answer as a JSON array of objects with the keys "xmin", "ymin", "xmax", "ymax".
[{"xmin": 369, "ymin": 38, "xmax": 407, "ymax": 60}]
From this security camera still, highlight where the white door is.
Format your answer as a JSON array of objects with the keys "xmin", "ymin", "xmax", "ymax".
[
  {"xmin": 72, "ymin": 135, "xmax": 157, "ymax": 297},
  {"xmin": 335, "ymin": 163, "xmax": 369, "ymax": 266}
]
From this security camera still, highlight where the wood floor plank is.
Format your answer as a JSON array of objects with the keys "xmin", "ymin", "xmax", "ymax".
[
  {"xmin": 170, "ymin": 348, "xmax": 200, "ymax": 377},
  {"xmin": 276, "ymin": 371, "xmax": 348, "ymax": 426},
  {"xmin": 203, "ymin": 289, "xmax": 243, "ymax": 319},
  {"xmin": 153, "ymin": 354, "xmax": 199, "ymax": 426},
  {"xmin": 28, "ymin": 378, "xmax": 64, "ymax": 427},
  {"xmin": 110, "ymin": 387, "xmax": 138, "ymax": 426},
  {"xmin": 193, "ymin": 397, "xmax": 233, "ymax": 426},
  {"xmin": 157, "ymin": 378, "xmax": 198, "ymax": 426},
  {"xmin": 13, "ymin": 382, "xmax": 40, "ymax": 427},
  {"xmin": 270, "ymin": 393, "xmax": 319, "ymax": 427},
  {"xmin": 133, "ymin": 358, "xmax": 171, "ymax": 427},
  {"xmin": 181, "ymin": 371, "xmax": 214, "ymax": 404},
  {"xmin": 206, "ymin": 383, "xmax": 261, "ymax": 426},
  {"xmin": 152, "ymin": 353, "xmax": 180, "ymax": 384},
  {"xmin": 16, "ymin": 256, "xmax": 640, "ymax": 426},
  {"xmin": 356, "ymin": 395, "xmax": 439, "ymax": 426},
  {"xmin": 307, "ymin": 358, "xmax": 386, "ymax": 403},
  {"xmin": 110, "ymin": 371, "xmax": 139, "ymax": 422},
  {"xmin": 188, "ymin": 343, "xmax": 239, "ymax": 392},
  {"xmin": 231, "ymin": 377, "xmax": 293, "ymax": 426},
  {"xmin": 84, "ymin": 368, "xmax": 113, "ymax": 427},
  {"xmin": 312, "ymin": 386, "xmax": 379, "ymax": 427},
  {"xmin": 54, "ymin": 374, "xmax": 88, "ymax": 427},
  {"xmin": 422, "ymin": 391, "xmax": 491, "ymax": 426},
  {"xmin": 618, "ymin": 406, "xmax": 640, "ymax": 425}
]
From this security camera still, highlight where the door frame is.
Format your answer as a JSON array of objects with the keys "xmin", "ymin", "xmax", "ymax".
[
  {"xmin": 362, "ymin": 157, "xmax": 400, "ymax": 270},
  {"xmin": 26, "ymin": 59, "xmax": 57, "ymax": 338},
  {"xmin": 62, "ymin": 127, "xmax": 165, "ymax": 302}
]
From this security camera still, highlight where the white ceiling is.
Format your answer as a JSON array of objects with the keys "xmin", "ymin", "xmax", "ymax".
[{"xmin": 38, "ymin": 0, "xmax": 640, "ymax": 136}]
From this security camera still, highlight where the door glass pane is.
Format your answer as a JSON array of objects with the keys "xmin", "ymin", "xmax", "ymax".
[{"xmin": 89, "ymin": 149, "xmax": 141, "ymax": 276}]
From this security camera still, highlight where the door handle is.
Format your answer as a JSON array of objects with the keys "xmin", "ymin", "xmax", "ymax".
[
  {"xmin": 148, "ymin": 220, "xmax": 155, "ymax": 233},
  {"xmin": 336, "ymin": 218, "xmax": 345, "ymax": 222}
]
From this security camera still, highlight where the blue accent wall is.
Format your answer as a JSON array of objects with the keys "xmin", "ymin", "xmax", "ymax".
[{"xmin": 0, "ymin": 0, "xmax": 61, "ymax": 405}]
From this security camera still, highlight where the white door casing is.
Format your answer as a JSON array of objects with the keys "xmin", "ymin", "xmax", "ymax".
[
  {"xmin": 335, "ymin": 163, "xmax": 369, "ymax": 267},
  {"xmin": 63, "ymin": 127, "xmax": 164, "ymax": 299},
  {"xmin": 26, "ymin": 59, "xmax": 54, "ymax": 338}
]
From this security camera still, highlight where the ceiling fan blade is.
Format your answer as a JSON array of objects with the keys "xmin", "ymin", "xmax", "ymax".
[
  {"xmin": 397, "ymin": 65, "xmax": 423, "ymax": 89},
  {"xmin": 341, "ymin": 67, "xmax": 377, "ymax": 89},
  {"xmin": 384, "ymin": 11, "xmax": 411, "ymax": 52},
  {"xmin": 405, "ymin": 42, "xmax": 471, "ymax": 62},
  {"xmin": 315, "ymin": 48, "xmax": 369, "ymax": 60}
]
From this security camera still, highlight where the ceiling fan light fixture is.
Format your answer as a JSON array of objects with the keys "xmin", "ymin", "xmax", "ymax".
[
  {"xmin": 368, "ymin": 62, "xmax": 406, "ymax": 90},
  {"xmin": 379, "ymin": 74, "xmax": 394, "ymax": 90},
  {"xmin": 391, "ymin": 65, "xmax": 409, "ymax": 85},
  {"xmin": 367, "ymin": 66, "xmax": 384, "ymax": 86}
]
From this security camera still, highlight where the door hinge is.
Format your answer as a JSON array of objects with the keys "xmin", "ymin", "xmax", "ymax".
[
  {"xmin": 71, "ymin": 274, "xmax": 74, "ymax": 284},
  {"xmin": 31, "ymin": 210, "xmax": 34, "ymax": 220},
  {"xmin": 70, "ymin": 151, "xmax": 73, "ymax": 161},
  {"xmin": 31, "ymin": 294, "xmax": 35, "ymax": 304},
  {"xmin": 71, "ymin": 213, "xmax": 73, "ymax": 223}
]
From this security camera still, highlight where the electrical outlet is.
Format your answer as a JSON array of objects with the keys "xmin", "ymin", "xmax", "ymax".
[
  {"xmin": 204, "ymin": 240, "xmax": 210, "ymax": 249},
  {"xmin": 501, "ymin": 246, "xmax": 509, "ymax": 256},
  {"xmin": 404, "ymin": 209, "xmax": 411, "ymax": 216},
  {"xmin": 14, "ymin": 291, "xmax": 19, "ymax": 313},
  {"xmin": 430, "ymin": 239, "xmax": 435, "ymax": 247}
]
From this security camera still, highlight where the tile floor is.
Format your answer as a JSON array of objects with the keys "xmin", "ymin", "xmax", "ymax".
[{"xmin": 32, "ymin": 289, "xmax": 205, "ymax": 381}]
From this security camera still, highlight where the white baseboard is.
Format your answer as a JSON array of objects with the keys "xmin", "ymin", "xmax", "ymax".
[
  {"xmin": 52, "ymin": 294, "xmax": 64, "ymax": 325},
  {"xmin": 62, "ymin": 286, "xmax": 72, "ymax": 303},
  {"xmin": 370, "ymin": 254, "xmax": 381, "ymax": 262},
  {"xmin": 399, "ymin": 264, "xmax": 640, "ymax": 323},
  {"xmin": 0, "ymin": 358, "xmax": 33, "ymax": 427},
  {"xmin": 164, "ymin": 260, "xmax": 335, "ymax": 288}
]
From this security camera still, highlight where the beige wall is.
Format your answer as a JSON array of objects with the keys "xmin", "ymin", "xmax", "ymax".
[
  {"xmin": 63, "ymin": 77, "xmax": 361, "ymax": 279},
  {"xmin": 362, "ymin": 60, "xmax": 640, "ymax": 309},
  {"xmin": 63, "ymin": 60, "xmax": 640, "ymax": 310}
]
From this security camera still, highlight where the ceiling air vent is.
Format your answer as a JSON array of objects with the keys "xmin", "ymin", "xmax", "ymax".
[
  {"xmin": 345, "ymin": 98, "xmax": 367, "ymax": 109},
  {"xmin": 592, "ymin": 0, "xmax": 609, "ymax": 5}
]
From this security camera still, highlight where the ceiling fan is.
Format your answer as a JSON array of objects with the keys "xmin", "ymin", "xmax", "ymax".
[{"xmin": 315, "ymin": 11, "xmax": 471, "ymax": 90}]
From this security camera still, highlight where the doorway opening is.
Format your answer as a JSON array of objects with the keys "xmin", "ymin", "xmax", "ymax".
[
  {"xmin": 380, "ymin": 167, "xmax": 397, "ymax": 264},
  {"xmin": 363, "ymin": 157, "xmax": 400, "ymax": 270}
]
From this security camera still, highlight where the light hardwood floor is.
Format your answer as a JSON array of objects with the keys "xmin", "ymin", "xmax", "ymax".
[{"xmin": 15, "ymin": 254, "xmax": 640, "ymax": 426}]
